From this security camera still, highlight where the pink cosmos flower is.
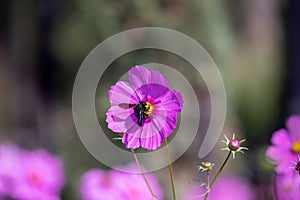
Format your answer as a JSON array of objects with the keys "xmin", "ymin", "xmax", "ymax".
[
  {"xmin": 266, "ymin": 115, "xmax": 300, "ymax": 174},
  {"xmin": 0, "ymin": 143, "xmax": 65, "ymax": 200},
  {"xmin": 106, "ymin": 66, "xmax": 183, "ymax": 150},
  {"xmin": 79, "ymin": 164, "xmax": 164, "ymax": 200},
  {"xmin": 12, "ymin": 149, "xmax": 65, "ymax": 200},
  {"xmin": 79, "ymin": 169, "xmax": 122, "ymax": 200},
  {"xmin": 183, "ymin": 174, "xmax": 254, "ymax": 200}
]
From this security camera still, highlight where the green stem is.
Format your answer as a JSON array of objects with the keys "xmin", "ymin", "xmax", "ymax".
[
  {"xmin": 131, "ymin": 148, "xmax": 157, "ymax": 200},
  {"xmin": 204, "ymin": 151, "xmax": 231, "ymax": 200},
  {"xmin": 273, "ymin": 173, "xmax": 279, "ymax": 200},
  {"xmin": 207, "ymin": 171, "xmax": 210, "ymax": 189},
  {"xmin": 164, "ymin": 138, "xmax": 177, "ymax": 200}
]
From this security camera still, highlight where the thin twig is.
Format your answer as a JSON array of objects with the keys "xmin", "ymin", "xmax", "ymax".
[
  {"xmin": 273, "ymin": 173, "xmax": 279, "ymax": 200},
  {"xmin": 207, "ymin": 171, "xmax": 210, "ymax": 189},
  {"xmin": 204, "ymin": 151, "xmax": 231, "ymax": 200},
  {"xmin": 164, "ymin": 138, "xmax": 177, "ymax": 200},
  {"xmin": 131, "ymin": 148, "xmax": 157, "ymax": 200}
]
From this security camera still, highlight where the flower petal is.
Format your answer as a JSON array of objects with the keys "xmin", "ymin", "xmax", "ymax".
[
  {"xmin": 106, "ymin": 109, "xmax": 123, "ymax": 133},
  {"xmin": 271, "ymin": 129, "xmax": 292, "ymax": 148},
  {"xmin": 106, "ymin": 105, "xmax": 136, "ymax": 133},
  {"xmin": 140, "ymin": 122, "xmax": 164, "ymax": 150},
  {"xmin": 122, "ymin": 124, "xmax": 142, "ymax": 149},
  {"xmin": 156, "ymin": 90, "xmax": 183, "ymax": 113},
  {"xmin": 276, "ymin": 172, "xmax": 300, "ymax": 199},
  {"xmin": 137, "ymin": 83, "xmax": 169, "ymax": 102},
  {"xmin": 266, "ymin": 146, "xmax": 296, "ymax": 174},
  {"xmin": 128, "ymin": 66, "xmax": 169, "ymax": 98},
  {"xmin": 128, "ymin": 66, "xmax": 151, "ymax": 89},
  {"xmin": 108, "ymin": 81, "xmax": 140, "ymax": 106},
  {"xmin": 286, "ymin": 115, "xmax": 300, "ymax": 142},
  {"xmin": 152, "ymin": 105, "xmax": 177, "ymax": 138},
  {"xmin": 171, "ymin": 90, "xmax": 184, "ymax": 109}
]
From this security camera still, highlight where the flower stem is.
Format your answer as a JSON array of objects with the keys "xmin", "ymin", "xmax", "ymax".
[
  {"xmin": 204, "ymin": 151, "xmax": 231, "ymax": 200},
  {"xmin": 207, "ymin": 171, "xmax": 210, "ymax": 189},
  {"xmin": 273, "ymin": 173, "xmax": 279, "ymax": 200},
  {"xmin": 131, "ymin": 148, "xmax": 157, "ymax": 200},
  {"xmin": 164, "ymin": 138, "xmax": 177, "ymax": 200}
]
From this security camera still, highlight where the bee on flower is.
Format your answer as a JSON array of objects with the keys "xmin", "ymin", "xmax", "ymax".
[{"xmin": 106, "ymin": 66, "xmax": 183, "ymax": 150}]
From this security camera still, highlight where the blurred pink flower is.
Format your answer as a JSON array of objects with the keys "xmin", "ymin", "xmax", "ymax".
[
  {"xmin": 0, "ymin": 143, "xmax": 65, "ymax": 200},
  {"xmin": 79, "ymin": 164, "xmax": 164, "ymax": 200},
  {"xmin": 12, "ymin": 149, "xmax": 65, "ymax": 200},
  {"xmin": 183, "ymin": 174, "xmax": 254, "ymax": 200},
  {"xmin": 275, "ymin": 172, "xmax": 300, "ymax": 200},
  {"xmin": 79, "ymin": 169, "xmax": 122, "ymax": 200},
  {"xmin": 111, "ymin": 164, "xmax": 164, "ymax": 200},
  {"xmin": 266, "ymin": 115, "xmax": 300, "ymax": 174}
]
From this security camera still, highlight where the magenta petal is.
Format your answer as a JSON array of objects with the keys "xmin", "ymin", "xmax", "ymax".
[
  {"xmin": 152, "ymin": 105, "xmax": 177, "ymax": 138},
  {"xmin": 266, "ymin": 146, "xmax": 286, "ymax": 163},
  {"xmin": 122, "ymin": 124, "xmax": 142, "ymax": 149},
  {"xmin": 171, "ymin": 90, "xmax": 184, "ymax": 109},
  {"xmin": 108, "ymin": 81, "xmax": 140, "ymax": 106},
  {"xmin": 149, "ymin": 70, "xmax": 169, "ymax": 88},
  {"xmin": 106, "ymin": 106, "xmax": 136, "ymax": 133},
  {"xmin": 160, "ymin": 115, "xmax": 177, "ymax": 138},
  {"xmin": 270, "ymin": 129, "xmax": 292, "ymax": 148},
  {"xmin": 128, "ymin": 66, "xmax": 168, "ymax": 91},
  {"xmin": 157, "ymin": 90, "xmax": 183, "ymax": 113},
  {"xmin": 151, "ymin": 116, "xmax": 176, "ymax": 139},
  {"xmin": 128, "ymin": 66, "xmax": 151, "ymax": 90},
  {"xmin": 106, "ymin": 109, "xmax": 123, "ymax": 133},
  {"xmin": 138, "ymin": 83, "xmax": 169, "ymax": 101},
  {"xmin": 276, "ymin": 173, "xmax": 300, "ymax": 199},
  {"xmin": 266, "ymin": 146, "xmax": 296, "ymax": 173},
  {"xmin": 140, "ymin": 122, "xmax": 164, "ymax": 150},
  {"xmin": 286, "ymin": 115, "xmax": 300, "ymax": 142}
]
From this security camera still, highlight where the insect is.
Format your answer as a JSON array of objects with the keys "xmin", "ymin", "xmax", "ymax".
[{"xmin": 134, "ymin": 101, "xmax": 152, "ymax": 126}]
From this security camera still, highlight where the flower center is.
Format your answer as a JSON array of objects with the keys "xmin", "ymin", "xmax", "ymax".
[
  {"xmin": 28, "ymin": 172, "xmax": 40, "ymax": 186},
  {"xmin": 295, "ymin": 161, "xmax": 300, "ymax": 174},
  {"xmin": 134, "ymin": 101, "xmax": 153, "ymax": 126},
  {"xmin": 229, "ymin": 139, "xmax": 240, "ymax": 151},
  {"xmin": 143, "ymin": 102, "xmax": 153, "ymax": 115},
  {"xmin": 292, "ymin": 141, "xmax": 300, "ymax": 153}
]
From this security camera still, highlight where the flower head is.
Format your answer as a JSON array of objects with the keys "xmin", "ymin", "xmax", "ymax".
[
  {"xmin": 221, "ymin": 134, "xmax": 248, "ymax": 159},
  {"xmin": 198, "ymin": 161, "xmax": 214, "ymax": 172},
  {"xmin": 0, "ymin": 143, "xmax": 65, "ymax": 200},
  {"xmin": 106, "ymin": 66, "xmax": 184, "ymax": 150},
  {"xmin": 12, "ymin": 149, "xmax": 65, "ymax": 200},
  {"xmin": 79, "ymin": 169, "xmax": 122, "ymax": 200},
  {"xmin": 266, "ymin": 115, "xmax": 300, "ymax": 174},
  {"xmin": 79, "ymin": 164, "xmax": 164, "ymax": 200}
]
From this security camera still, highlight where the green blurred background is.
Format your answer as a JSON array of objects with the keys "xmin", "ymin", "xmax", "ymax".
[{"xmin": 0, "ymin": 0, "xmax": 299, "ymax": 199}]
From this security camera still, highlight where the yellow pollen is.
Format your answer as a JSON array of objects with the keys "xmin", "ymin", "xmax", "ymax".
[
  {"xmin": 292, "ymin": 141, "xmax": 300, "ymax": 153},
  {"xmin": 143, "ymin": 102, "xmax": 153, "ymax": 115}
]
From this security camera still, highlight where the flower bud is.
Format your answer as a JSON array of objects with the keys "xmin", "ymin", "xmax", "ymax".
[{"xmin": 229, "ymin": 139, "xmax": 241, "ymax": 151}]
